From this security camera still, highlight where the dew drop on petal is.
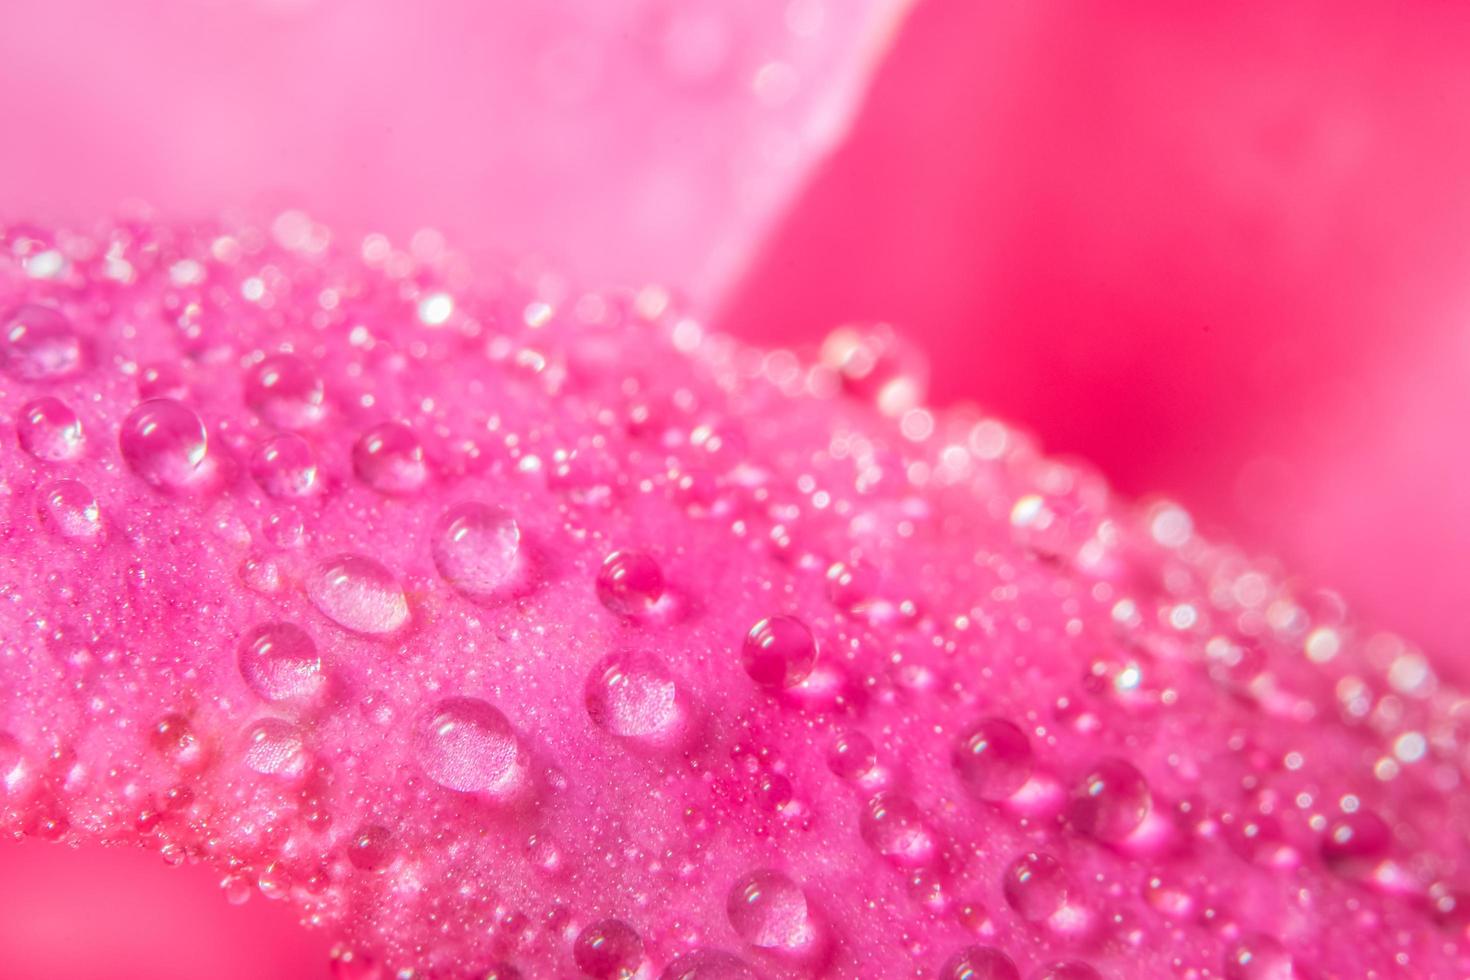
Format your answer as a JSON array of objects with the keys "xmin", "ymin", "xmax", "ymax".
[
  {"xmin": 1, "ymin": 304, "xmax": 84, "ymax": 380},
  {"xmin": 238, "ymin": 622, "xmax": 323, "ymax": 702},
  {"xmin": 431, "ymin": 502, "xmax": 521, "ymax": 598},
  {"xmin": 940, "ymin": 945, "xmax": 1020, "ymax": 980},
  {"xmin": 828, "ymin": 730, "xmax": 877, "ymax": 781},
  {"xmin": 417, "ymin": 697, "xmax": 523, "ymax": 796},
  {"xmin": 741, "ymin": 615, "xmax": 817, "ymax": 689},
  {"xmin": 242, "ymin": 718, "xmax": 309, "ymax": 780},
  {"xmin": 585, "ymin": 652, "xmax": 678, "ymax": 737},
  {"xmin": 572, "ymin": 918, "xmax": 645, "ymax": 979},
  {"xmin": 659, "ymin": 949, "xmax": 758, "ymax": 980},
  {"xmin": 251, "ymin": 433, "xmax": 319, "ymax": 498},
  {"xmin": 306, "ymin": 554, "xmax": 409, "ymax": 635},
  {"xmin": 954, "ymin": 718, "xmax": 1033, "ymax": 802},
  {"xmin": 1223, "ymin": 934, "xmax": 1302, "ymax": 980},
  {"xmin": 36, "ymin": 479, "xmax": 101, "ymax": 541},
  {"xmin": 151, "ymin": 714, "xmax": 207, "ymax": 770},
  {"xmin": 1003, "ymin": 852, "xmax": 1070, "ymax": 923},
  {"xmin": 119, "ymin": 398, "xmax": 209, "ymax": 491},
  {"xmin": 726, "ymin": 869, "xmax": 815, "ymax": 951},
  {"xmin": 860, "ymin": 792, "xmax": 936, "ymax": 867},
  {"xmin": 1069, "ymin": 758, "xmax": 1151, "ymax": 842},
  {"xmin": 596, "ymin": 549, "xmax": 664, "ymax": 617},
  {"xmin": 246, "ymin": 352, "xmax": 325, "ymax": 429},
  {"xmin": 353, "ymin": 421, "xmax": 427, "ymax": 494},
  {"xmin": 17, "ymin": 396, "xmax": 83, "ymax": 461},
  {"xmin": 346, "ymin": 824, "xmax": 394, "ymax": 872},
  {"xmin": 1031, "ymin": 962, "xmax": 1102, "ymax": 980}
]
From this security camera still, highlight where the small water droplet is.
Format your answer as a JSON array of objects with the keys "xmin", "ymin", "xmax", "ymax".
[
  {"xmin": 1003, "ymin": 852, "xmax": 1070, "ymax": 923},
  {"xmin": 120, "ymin": 398, "xmax": 209, "ymax": 491},
  {"xmin": 152, "ymin": 714, "xmax": 207, "ymax": 770},
  {"xmin": 954, "ymin": 718, "xmax": 1033, "ymax": 802},
  {"xmin": 417, "ymin": 696, "xmax": 523, "ymax": 797},
  {"xmin": 596, "ymin": 550, "xmax": 665, "ymax": 617},
  {"xmin": 242, "ymin": 718, "xmax": 309, "ymax": 779},
  {"xmin": 828, "ymin": 730, "xmax": 877, "ymax": 781},
  {"xmin": 238, "ymin": 622, "xmax": 323, "ymax": 702},
  {"xmin": 138, "ymin": 361, "xmax": 187, "ymax": 400},
  {"xmin": 246, "ymin": 353, "xmax": 325, "ymax": 429},
  {"xmin": 825, "ymin": 558, "xmax": 878, "ymax": 613},
  {"xmin": 573, "ymin": 918, "xmax": 644, "ymax": 979},
  {"xmin": 353, "ymin": 421, "xmax": 426, "ymax": 494},
  {"xmin": 741, "ymin": 615, "xmax": 817, "ymax": 689},
  {"xmin": 585, "ymin": 652, "xmax": 678, "ymax": 738},
  {"xmin": 726, "ymin": 869, "xmax": 815, "ymax": 951},
  {"xmin": 940, "ymin": 945, "xmax": 1020, "ymax": 980},
  {"xmin": 251, "ymin": 433, "xmax": 319, "ymax": 498},
  {"xmin": 860, "ymin": 792, "xmax": 936, "ymax": 867},
  {"xmin": 1031, "ymin": 962, "xmax": 1102, "ymax": 980},
  {"xmin": 1, "ymin": 304, "xmax": 85, "ymax": 380},
  {"xmin": 1224, "ymin": 934, "xmax": 1301, "ymax": 980},
  {"xmin": 1069, "ymin": 758, "xmax": 1151, "ymax": 842},
  {"xmin": 659, "ymin": 950, "xmax": 758, "ymax": 980},
  {"xmin": 347, "ymin": 824, "xmax": 394, "ymax": 872},
  {"xmin": 431, "ymin": 502, "xmax": 522, "ymax": 598},
  {"xmin": 17, "ymin": 397, "xmax": 83, "ymax": 461},
  {"xmin": 36, "ymin": 479, "xmax": 102, "ymax": 540},
  {"xmin": 306, "ymin": 554, "xmax": 409, "ymax": 635}
]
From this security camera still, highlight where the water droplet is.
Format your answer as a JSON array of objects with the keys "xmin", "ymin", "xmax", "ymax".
[
  {"xmin": 353, "ymin": 421, "xmax": 426, "ymax": 494},
  {"xmin": 741, "ymin": 615, "xmax": 817, "ymax": 689},
  {"xmin": 827, "ymin": 730, "xmax": 877, "ymax": 781},
  {"xmin": 138, "ymin": 361, "xmax": 187, "ymax": 400},
  {"xmin": 251, "ymin": 433, "xmax": 319, "ymax": 498},
  {"xmin": 238, "ymin": 622, "xmax": 323, "ymax": 702},
  {"xmin": 417, "ymin": 696, "xmax": 523, "ymax": 797},
  {"xmin": 242, "ymin": 718, "xmax": 308, "ymax": 779},
  {"xmin": 1031, "ymin": 962, "xmax": 1102, "ymax": 980},
  {"xmin": 120, "ymin": 398, "xmax": 209, "ymax": 491},
  {"xmin": 596, "ymin": 550, "xmax": 665, "ymax": 617},
  {"xmin": 152, "ymin": 714, "xmax": 207, "ymax": 770},
  {"xmin": 659, "ymin": 950, "xmax": 757, "ymax": 980},
  {"xmin": 1069, "ymin": 758, "xmax": 1151, "ymax": 842},
  {"xmin": 246, "ymin": 353, "xmax": 325, "ymax": 429},
  {"xmin": 726, "ymin": 869, "xmax": 815, "ymax": 951},
  {"xmin": 1321, "ymin": 809, "xmax": 1391, "ymax": 865},
  {"xmin": 36, "ymin": 479, "xmax": 101, "ymax": 541},
  {"xmin": 954, "ymin": 718, "xmax": 1032, "ymax": 802},
  {"xmin": 585, "ymin": 652, "xmax": 678, "ymax": 738},
  {"xmin": 306, "ymin": 554, "xmax": 409, "ymax": 635},
  {"xmin": 1, "ymin": 304, "xmax": 85, "ymax": 380},
  {"xmin": 1003, "ymin": 852, "xmax": 1070, "ymax": 923},
  {"xmin": 17, "ymin": 397, "xmax": 83, "ymax": 461},
  {"xmin": 347, "ymin": 824, "xmax": 394, "ymax": 872},
  {"xmin": 825, "ymin": 558, "xmax": 879, "ymax": 614},
  {"xmin": 860, "ymin": 792, "xmax": 936, "ymax": 867},
  {"xmin": 1224, "ymin": 934, "xmax": 1302, "ymax": 980},
  {"xmin": 573, "ymin": 918, "xmax": 644, "ymax": 979},
  {"xmin": 940, "ymin": 945, "xmax": 1020, "ymax": 980},
  {"xmin": 431, "ymin": 502, "xmax": 522, "ymax": 598}
]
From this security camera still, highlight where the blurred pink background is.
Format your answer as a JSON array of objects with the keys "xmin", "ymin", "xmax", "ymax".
[{"xmin": 4, "ymin": 1, "xmax": 1470, "ymax": 976}]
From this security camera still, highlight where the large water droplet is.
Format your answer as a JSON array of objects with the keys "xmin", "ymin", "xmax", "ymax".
[
  {"xmin": 251, "ymin": 433, "xmax": 319, "ymax": 498},
  {"xmin": 18, "ymin": 397, "xmax": 84, "ymax": 461},
  {"xmin": 347, "ymin": 824, "xmax": 395, "ymax": 872},
  {"xmin": 726, "ymin": 869, "xmax": 814, "ymax": 951},
  {"xmin": 741, "ymin": 615, "xmax": 817, "ymax": 689},
  {"xmin": 954, "ymin": 718, "xmax": 1033, "ymax": 802},
  {"xmin": 353, "ymin": 421, "xmax": 426, "ymax": 494},
  {"xmin": 238, "ymin": 622, "xmax": 323, "ymax": 702},
  {"xmin": 242, "ymin": 718, "xmax": 309, "ymax": 780},
  {"xmin": 828, "ymin": 730, "xmax": 877, "ymax": 781},
  {"xmin": 1069, "ymin": 758, "xmax": 1151, "ymax": 842},
  {"xmin": 246, "ymin": 353, "xmax": 325, "ymax": 429},
  {"xmin": 572, "ymin": 918, "xmax": 644, "ymax": 979},
  {"xmin": 1, "ymin": 304, "xmax": 85, "ymax": 380},
  {"xmin": 36, "ymin": 479, "xmax": 102, "ymax": 541},
  {"xmin": 585, "ymin": 652, "xmax": 678, "ymax": 738},
  {"xmin": 306, "ymin": 554, "xmax": 409, "ymax": 635},
  {"xmin": 860, "ymin": 792, "xmax": 936, "ymax": 867},
  {"xmin": 659, "ymin": 950, "xmax": 758, "ymax": 980},
  {"xmin": 596, "ymin": 549, "xmax": 665, "ymax": 617},
  {"xmin": 119, "ymin": 398, "xmax": 209, "ymax": 491},
  {"xmin": 940, "ymin": 946, "xmax": 1020, "ymax": 980},
  {"xmin": 1003, "ymin": 852, "xmax": 1070, "ymax": 923},
  {"xmin": 431, "ymin": 502, "xmax": 522, "ymax": 598},
  {"xmin": 417, "ymin": 696, "xmax": 523, "ymax": 797}
]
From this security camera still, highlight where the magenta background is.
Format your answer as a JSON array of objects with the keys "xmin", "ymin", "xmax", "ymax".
[{"xmin": 4, "ymin": 1, "xmax": 1470, "ymax": 976}]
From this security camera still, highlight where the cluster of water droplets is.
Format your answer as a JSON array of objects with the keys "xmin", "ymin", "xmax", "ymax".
[{"xmin": 0, "ymin": 216, "xmax": 1467, "ymax": 978}]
